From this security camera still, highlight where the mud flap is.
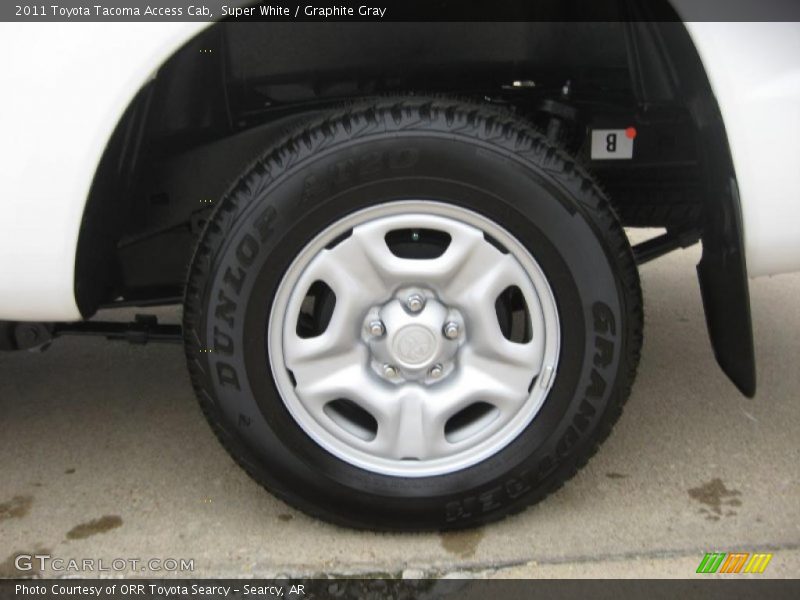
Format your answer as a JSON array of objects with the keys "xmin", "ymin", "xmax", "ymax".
[{"xmin": 697, "ymin": 178, "xmax": 756, "ymax": 397}]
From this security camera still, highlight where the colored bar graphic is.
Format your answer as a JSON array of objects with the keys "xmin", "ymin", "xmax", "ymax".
[
  {"xmin": 744, "ymin": 553, "xmax": 773, "ymax": 574},
  {"xmin": 697, "ymin": 553, "xmax": 726, "ymax": 574},
  {"xmin": 719, "ymin": 553, "xmax": 749, "ymax": 573},
  {"xmin": 697, "ymin": 552, "xmax": 772, "ymax": 574}
]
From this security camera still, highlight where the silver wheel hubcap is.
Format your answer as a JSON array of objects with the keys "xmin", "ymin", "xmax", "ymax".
[{"xmin": 268, "ymin": 201, "xmax": 560, "ymax": 477}]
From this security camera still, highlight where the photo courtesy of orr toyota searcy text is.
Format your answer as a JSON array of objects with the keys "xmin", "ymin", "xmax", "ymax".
[{"xmin": 14, "ymin": 584, "xmax": 299, "ymax": 597}]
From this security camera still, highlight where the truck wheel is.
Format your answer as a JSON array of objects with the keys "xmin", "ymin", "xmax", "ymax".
[{"xmin": 183, "ymin": 98, "xmax": 642, "ymax": 530}]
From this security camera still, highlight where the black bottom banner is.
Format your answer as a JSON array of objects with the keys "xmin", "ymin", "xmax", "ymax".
[{"xmin": 2, "ymin": 579, "xmax": 800, "ymax": 600}]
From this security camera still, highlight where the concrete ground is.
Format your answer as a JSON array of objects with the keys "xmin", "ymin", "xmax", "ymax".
[{"xmin": 1, "ymin": 233, "xmax": 798, "ymax": 580}]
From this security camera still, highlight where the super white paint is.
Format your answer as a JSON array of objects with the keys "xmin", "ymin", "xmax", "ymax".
[
  {"xmin": 684, "ymin": 22, "xmax": 800, "ymax": 277},
  {"xmin": 0, "ymin": 23, "xmax": 206, "ymax": 321}
]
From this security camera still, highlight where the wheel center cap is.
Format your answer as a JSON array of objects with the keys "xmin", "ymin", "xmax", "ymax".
[
  {"xmin": 393, "ymin": 325, "xmax": 437, "ymax": 366},
  {"xmin": 363, "ymin": 289, "xmax": 464, "ymax": 383}
]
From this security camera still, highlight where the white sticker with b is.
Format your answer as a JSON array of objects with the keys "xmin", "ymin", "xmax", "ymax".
[{"xmin": 590, "ymin": 128, "xmax": 636, "ymax": 160}]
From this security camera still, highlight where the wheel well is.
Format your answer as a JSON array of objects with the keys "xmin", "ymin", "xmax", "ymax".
[{"xmin": 73, "ymin": 13, "xmax": 718, "ymax": 296}]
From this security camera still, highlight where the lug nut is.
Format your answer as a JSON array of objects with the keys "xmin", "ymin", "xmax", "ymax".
[
  {"xmin": 443, "ymin": 322, "xmax": 460, "ymax": 340},
  {"xmin": 383, "ymin": 364, "xmax": 399, "ymax": 378},
  {"xmin": 429, "ymin": 364, "xmax": 444, "ymax": 379},
  {"xmin": 406, "ymin": 293, "xmax": 425, "ymax": 312},
  {"xmin": 368, "ymin": 320, "xmax": 385, "ymax": 337}
]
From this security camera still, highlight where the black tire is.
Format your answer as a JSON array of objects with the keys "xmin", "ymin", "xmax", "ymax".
[{"xmin": 183, "ymin": 97, "xmax": 642, "ymax": 531}]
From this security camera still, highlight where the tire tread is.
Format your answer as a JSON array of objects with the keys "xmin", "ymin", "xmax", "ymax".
[{"xmin": 183, "ymin": 97, "xmax": 643, "ymax": 530}]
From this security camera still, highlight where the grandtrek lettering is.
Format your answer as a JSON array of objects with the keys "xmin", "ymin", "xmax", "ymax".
[
  {"xmin": 445, "ymin": 457, "xmax": 556, "ymax": 523},
  {"xmin": 444, "ymin": 301, "xmax": 618, "ymax": 523},
  {"xmin": 555, "ymin": 301, "xmax": 615, "ymax": 457}
]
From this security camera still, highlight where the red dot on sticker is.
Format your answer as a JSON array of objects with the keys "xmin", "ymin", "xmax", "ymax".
[{"xmin": 625, "ymin": 127, "xmax": 637, "ymax": 139}]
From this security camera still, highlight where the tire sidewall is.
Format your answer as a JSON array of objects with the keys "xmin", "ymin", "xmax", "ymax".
[{"xmin": 192, "ymin": 128, "xmax": 630, "ymax": 529}]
